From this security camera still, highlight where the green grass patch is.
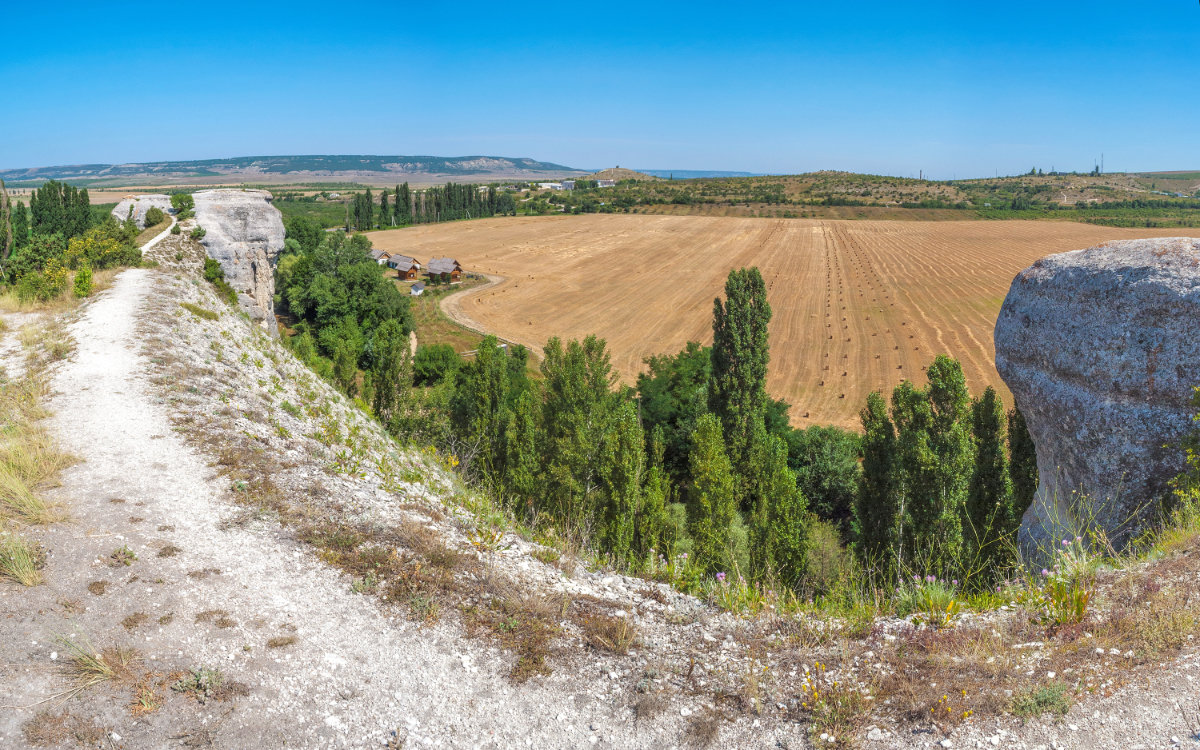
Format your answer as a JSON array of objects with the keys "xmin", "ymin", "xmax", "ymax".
[
  {"xmin": 1011, "ymin": 682, "xmax": 1070, "ymax": 719},
  {"xmin": 180, "ymin": 302, "xmax": 219, "ymax": 321}
]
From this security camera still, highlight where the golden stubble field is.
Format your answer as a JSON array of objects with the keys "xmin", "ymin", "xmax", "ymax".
[{"xmin": 368, "ymin": 215, "xmax": 1200, "ymax": 429}]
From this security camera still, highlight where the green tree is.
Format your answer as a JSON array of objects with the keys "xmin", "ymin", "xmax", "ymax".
[
  {"xmin": 753, "ymin": 433, "xmax": 809, "ymax": 589},
  {"xmin": 708, "ymin": 267, "xmax": 771, "ymax": 509},
  {"xmin": 501, "ymin": 386, "xmax": 543, "ymax": 516},
  {"xmin": 635, "ymin": 425, "xmax": 675, "ymax": 562},
  {"xmin": 413, "ymin": 344, "xmax": 461, "ymax": 386},
  {"xmin": 923, "ymin": 355, "xmax": 974, "ymax": 569},
  {"xmin": 170, "ymin": 193, "xmax": 194, "ymax": 214},
  {"xmin": 0, "ymin": 179, "xmax": 11, "ymax": 263},
  {"xmin": 285, "ymin": 216, "xmax": 323, "ymax": 254},
  {"xmin": 1007, "ymin": 406, "xmax": 1038, "ymax": 523},
  {"xmin": 856, "ymin": 391, "xmax": 899, "ymax": 570},
  {"xmin": 787, "ymin": 425, "xmax": 861, "ymax": 539},
  {"xmin": 687, "ymin": 413, "xmax": 737, "ymax": 575},
  {"xmin": 597, "ymin": 399, "xmax": 644, "ymax": 561},
  {"xmin": 11, "ymin": 201, "xmax": 29, "ymax": 251},
  {"xmin": 333, "ymin": 341, "xmax": 358, "ymax": 396},
  {"xmin": 450, "ymin": 335, "xmax": 515, "ymax": 482},
  {"xmin": 143, "ymin": 207, "xmax": 166, "ymax": 227},
  {"xmin": 636, "ymin": 341, "xmax": 711, "ymax": 482},
  {"xmin": 967, "ymin": 386, "xmax": 1014, "ymax": 578},
  {"xmin": 369, "ymin": 319, "xmax": 411, "ymax": 425}
]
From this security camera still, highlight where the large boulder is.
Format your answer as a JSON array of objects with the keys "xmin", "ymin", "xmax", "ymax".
[
  {"xmin": 995, "ymin": 238, "xmax": 1200, "ymax": 557},
  {"xmin": 192, "ymin": 189, "xmax": 284, "ymax": 334},
  {"xmin": 111, "ymin": 194, "xmax": 173, "ymax": 229}
]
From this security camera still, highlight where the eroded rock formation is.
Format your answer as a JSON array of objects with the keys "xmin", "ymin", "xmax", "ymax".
[
  {"xmin": 995, "ymin": 237, "xmax": 1200, "ymax": 556},
  {"xmin": 192, "ymin": 189, "xmax": 284, "ymax": 335},
  {"xmin": 111, "ymin": 194, "xmax": 173, "ymax": 229}
]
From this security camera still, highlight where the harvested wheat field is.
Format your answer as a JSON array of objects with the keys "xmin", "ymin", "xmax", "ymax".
[{"xmin": 368, "ymin": 215, "xmax": 1200, "ymax": 429}]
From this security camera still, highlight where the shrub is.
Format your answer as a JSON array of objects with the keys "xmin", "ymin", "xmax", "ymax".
[
  {"xmin": 413, "ymin": 344, "xmax": 461, "ymax": 386},
  {"xmin": 170, "ymin": 193, "xmax": 194, "ymax": 216},
  {"xmin": 202, "ymin": 258, "xmax": 238, "ymax": 304},
  {"xmin": 16, "ymin": 259, "xmax": 69, "ymax": 302},
  {"xmin": 143, "ymin": 207, "xmax": 166, "ymax": 227},
  {"xmin": 169, "ymin": 223, "xmax": 181, "ymax": 235},
  {"xmin": 190, "ymin": 226, "xmax": 206, "ymax": 240},
  {"xmin": 73, "ymin": 263, "xmax": 92, "ymax": 298},
  {"xmin": 895, "ymin": 574, "xmax": 961, "ymax": 627}
]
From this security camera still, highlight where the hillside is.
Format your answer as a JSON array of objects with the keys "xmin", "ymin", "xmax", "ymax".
[
  {"xmin": 587, "ymin": 166, "xmax": 660, "ymax": 182},
  {"xmin": 0, "ymin": 154, "xmax": 587, "ymax": 188}
]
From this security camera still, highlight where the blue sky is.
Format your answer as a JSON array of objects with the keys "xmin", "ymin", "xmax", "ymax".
[{"xmin": 1, "ymin": 1, "xmax": 1197, "ymax": 178}]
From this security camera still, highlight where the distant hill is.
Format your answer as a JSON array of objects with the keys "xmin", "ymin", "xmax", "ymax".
[
  {"xmin": 587, "ymin": 167, "xmax": 660, "ymax": 182},
  {"xmin": 636, "ymin": 169, "xmax": 762, "ymax": 179},
  {"xmin": 0, "ymin": 155, "xmax": 588, "ymax": 187}
]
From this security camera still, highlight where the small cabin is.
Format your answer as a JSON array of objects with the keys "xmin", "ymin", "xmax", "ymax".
[
  {"xmin": 410, "ymin": 282, "xmax": 426, "ymax": 297},
  {"xmin": 427, "ymin": 257, "xmax": 462, "ymax": 282},
  {"xmin": 370, "ymin": 249, "xmax": 391, "ymax": 265},
  {"xmin": 387, "ymin": 254, "xmax": 421, "ymax": 280}
]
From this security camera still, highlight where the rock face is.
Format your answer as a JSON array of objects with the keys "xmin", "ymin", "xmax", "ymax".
[
  {"xmin": 995, "ymin": 238, "xmax": 1200, "ymax": 556},
  {"xmin": 111, "ymin": 194, "xmax": 173, "ymax": 229},
  {"xmin": 192, "ymin": 189, "xmax": 284, "ymax": 334}
]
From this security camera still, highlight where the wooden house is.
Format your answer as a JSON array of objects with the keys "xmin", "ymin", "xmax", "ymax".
[
  {"xmin": 387, "ymin": 255, "xmax": 421, "ymax": 280},
  {"xmin": 427, "ymin": 257, "xmax": 462, "ymax": 282}
]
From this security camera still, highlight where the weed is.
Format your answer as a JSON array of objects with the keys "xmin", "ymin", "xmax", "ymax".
[
  {"xmin": 109, "ymin": 545, "xmax": 138, "ymax": 566},
  {"xmin": 1011, "ymin": 681, "xmax": 1070, "ymax": 719},
  {"xmin": 121, "ymin": 612, "xmax": 149, "ymax": 631},
  {"xmin": 0, "ymin": 532, "xmax": 45, "ymax": 585},
  {"xmin": 895, "ymin": 575, "xmax": 961, "ymax": 628},
  {"xmin": 130, "ymin": 673, "xmax": 164, "ymax": 715},
  {"xmin": 56, "ymin": 634, "xmax": 140, "ymax": 692},
  {"xmin": 158, "ymin": 613, "xmax": 174, "ymax": 625},
  {"xmin": 171, "ymin": 667, "xmax": 224, "ymax": 704},
  {"xmin": 795, "ymin": 661, "xmax": 870, "ymax": 745}
]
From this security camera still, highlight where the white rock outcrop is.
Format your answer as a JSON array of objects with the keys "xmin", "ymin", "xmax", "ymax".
[
  {"xmin": 192, "ymin": 189, "xmax": 284, "ymax": 334},
  {"xmin": 111, "ymin": 194, "xmax": 173, "ymax": 229},
  {"xmin": 995, "ymin": 238, "xmax": 1200, "ymax": 555}
]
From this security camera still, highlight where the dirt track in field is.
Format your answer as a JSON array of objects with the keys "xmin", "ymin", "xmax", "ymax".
[{"xmin": 367, "ymin": 215, "xmax": 1200, "ymax": 430}]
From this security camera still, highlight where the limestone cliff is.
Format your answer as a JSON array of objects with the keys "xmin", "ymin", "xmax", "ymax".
[
  {"xmin": 192, "ymin": 189, "xmax": 284, "ymax": 334},
  {"xmin": 110, "ymin": 194, "xmax": 173, "ymax": 229}
]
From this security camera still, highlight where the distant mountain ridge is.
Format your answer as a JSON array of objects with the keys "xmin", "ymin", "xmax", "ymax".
[{"xmin": 0, "ymin": 154, "xmax": 587, "ymax": 185}]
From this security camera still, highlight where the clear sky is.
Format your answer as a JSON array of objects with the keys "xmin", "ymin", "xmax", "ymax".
[{"xmin": 2, "ymin": 1, "xmax": 1198, "ymax": 178}]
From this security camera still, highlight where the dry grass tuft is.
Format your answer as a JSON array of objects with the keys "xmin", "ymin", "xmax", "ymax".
[
  {"xmin": 195, "ymin": 609, "xmax": 237, "ymax": 629},
  {"xmin": 267, "ymin": 635, "xmax": 297, "ymax": 649},
  {"xmin": 683, "ymin": 710, "xmax": 722, "ymax": 748},
  {"xmin": 581, "ymin": 613, "xmax": 638, "ymax": 654},
  {"xmin": 56, "ymin": 634, "xmax": 141, "ymax": 693},
  {"xmin": 0, "ymin": 531, "xmax": 45, "ymax": 585},
  {"xmin": 86, "ymin": 580, "xmax": 108, "ymax": 595},
  {"xmin": 22, "ymin": 710, "xmax": 107, "ymax": 747}
]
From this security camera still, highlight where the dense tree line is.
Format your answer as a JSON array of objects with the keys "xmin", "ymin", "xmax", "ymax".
[
  {"xmin": 345, "ymin": 183, "xmax": 518, "ymax": 231},
  {"xmin": 0, "ymin": 179, "xmax": 140, "ymax": 301},
  {"xmin": 855, "ymin": 361, "xmax": 1037, "ymax": 586}
]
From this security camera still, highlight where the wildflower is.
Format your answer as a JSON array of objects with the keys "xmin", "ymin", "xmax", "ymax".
[
  {"xmin": 681, "ymin": 553, "xmax": 688, "ymax": 559},
  {"xmin": 1062, "ymin": 539, "xmax": 1070, "ymax": 547},
  {"xmin": 1075, "ymin": 536, "xmax": 1082, "ymax": 543},
  {"xmin": 1041, "ymin": 568, "xmax": 1050, "ymax": 577},
  {"xmin": 716, "ymin": 572, "xmax": 726, "ymax": 583},
  {"xmin": 925, "ymin": 575, "xmax": 936, "ymax": 583},
  {"xmin": 951, "ymin": 580, "xmax": 958, "ymax": 586}
]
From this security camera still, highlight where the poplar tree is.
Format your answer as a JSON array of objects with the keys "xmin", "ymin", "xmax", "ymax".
[
  {"xmin": 1007, "ymin": 406, "xmax": 1038, "ymax": 521},
  {"xmin": 855, "ymin": 390, "xmax": 899, "ymax": 570},
  {"xmin": 11, "ymin": 201, "xmax": 28, "ymax": 251},
  {"xmin": 0, "ymin": 179, "xmax": 11, "ymax": 263},
  {"xmin": 967, "ymin": 387, "xmax": 1015, "ymax": 576},
  {"xmin": 502, "ymin": 386, "xmax": 543, "ymax": 516},
  {"xmin": 708, "ymin": 267, "xmax": 771, "ymax": 509},
  {"xmin": 450, "ymin": 335, "xmax": 512, "ymax": 481},
  {"xmin": 891, "ymin": 379, "xmax": 934, "ymax": 571},
  {"xmin": 379, "ymin": 189, "xmax": 390, "ymax": 228},
  {"xmin": 924, "ymin": 355, "xmax": 973, "ymax": 569},
  {"xmin": 598, "ymin": 399, "xmax": 644, "ymax": 561},
  {"xmin": 635, "ymin": 425, "xmax": 675, "ymax": 561},
  {"xmin": 750, "ymin": 433, "xmax": 809, "ymax": 588},
  {"xmin": 687, "ymin": 413, "xmax": 737, "ymax": 575},
  {"xmin": 369, "ymin": 319, "xmax": 411, "ymax": 425}
]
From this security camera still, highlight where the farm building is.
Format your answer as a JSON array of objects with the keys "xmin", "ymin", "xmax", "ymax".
[
  {"xmin": 410, "ymin": 282, "xmax": 426, "ymax": 296},
  {"xmin": 536, "ymin": 182, "xmax": 563, "ymax": 190},
  {"xmin": 370, "ymin": 249, "xmax": 392, "ymax": 265},
  {"xmin": 596, "ymin": 179, "xmax": 616, "ymax": 188},
  {"xmin": 388, "ymin": 255, "xmax": 421, "ymax": 280},
  {"xmin": 427, "ymin": 257, "xmax": 462, "ymax": 282},
  {"xmin": 561, "ymin": 180, "xmax": 576, "ymax": 190}
]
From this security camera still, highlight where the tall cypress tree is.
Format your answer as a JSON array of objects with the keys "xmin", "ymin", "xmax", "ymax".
[
  {"xmin": 687, "ymin": 413, "xmax": 737, "ymax": 575},
  {"xmin": 369, "ymin": 319, "xmax": 411, "ymax": 426},
  {"xmin": 967, "ymin": 387, "xmax": 1014, "ymax": 577},
  {"xmin": 502, "ymin": 386, "xmax": 543, "ymax": 516},
  {"xmin": 750, "ymin": 432, "xmax": 809, "ymax": 588},
  {"xmin": 708, "ymin": 267, "xmax": 771, "ymax": 509},
  {"xmin": 856, "ymin": 390, "xmax": 899, "ymax": 571},
  {"xmin": 379, "ymin": 189, "xmax": 390, "ymax": 228},
  {"xmin": 1007, "ymin": 406, "xmax": 1038, "ymax": 522},
  {"xmin": 635, "ymin": 425, "xmax": 675, "ymax": 562}
]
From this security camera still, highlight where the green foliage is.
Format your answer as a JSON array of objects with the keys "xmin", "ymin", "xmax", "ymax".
[
  {"xmin": 369, "ymin": 319, "xmax": 411, "ymax": 423},
  {"xmin": 190, "ymin": 226, "xmax": 206, "ymax": 240},
  {"xmin": 28, "ymin": 180, "xmax": 92, "ymax": 239},
  {"xmin": 170, "ymin": 193, "xmax": 195, "ymax": 215},
  {"xmin": 1007, "ymin": 406, "xmax": 1038, "ymax": 520},
  {"xmin": 284, "ymin": 215, "xmax": 323, "ymax": 254},
  {"xmin": 203, "ymin": 258, "xmax": 238, "ymax": 304},
  {"xmin": 11, "ymin": 201, "xmax": 29, "ymax": 251},
  {"xmin": 708, "ymin": 268, "xmax": 771, "ymax": 508},
  {"xmin": 143, "ymin": 206, "xmax": 166, "ymax": 227},
  {"xmin": 787, "ymin": 425, "xmax": 861, "ymax": 538},
  {"xmin": 967, "ymin": 387, "xmax": 1016, "ymax": 577},
  {"xmin": 637, "ymin": 341, "xmax": 711, "ymax": 482},
  {"xmin": 451, "ymin": 336, "xmax": 524, "ymax": 481},
  {"xmin": 413, "ymin": 343, "xmax": 461, "ymax": 386},
  {"xmin": 686, "ymin": 414, "xmax": 737, "ymax": 575},
  {"xmin": 73, "ymin": 262, "xmax": 92, "ymax": 298},
  {"xmin": 170, "ymin": 223, "xmax": 181, "ymax": 235},
  {"xmin": 634, "ymin": 426, "xmax": 676, "ymax": 561},
  {"xmin": 597, "ymin": 400, "xmax": 644, "ymax": 561},
  {"xmin": 855, "ymin": 391, "xmax": 898, "ymax": 570},
  {"xmin": 750, "ymin": 433, "xmax": 810, "ymax": 588},
  {"xmin": 1011, "ymin": 682, "xmax": 1070, "ymax": 719}
]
